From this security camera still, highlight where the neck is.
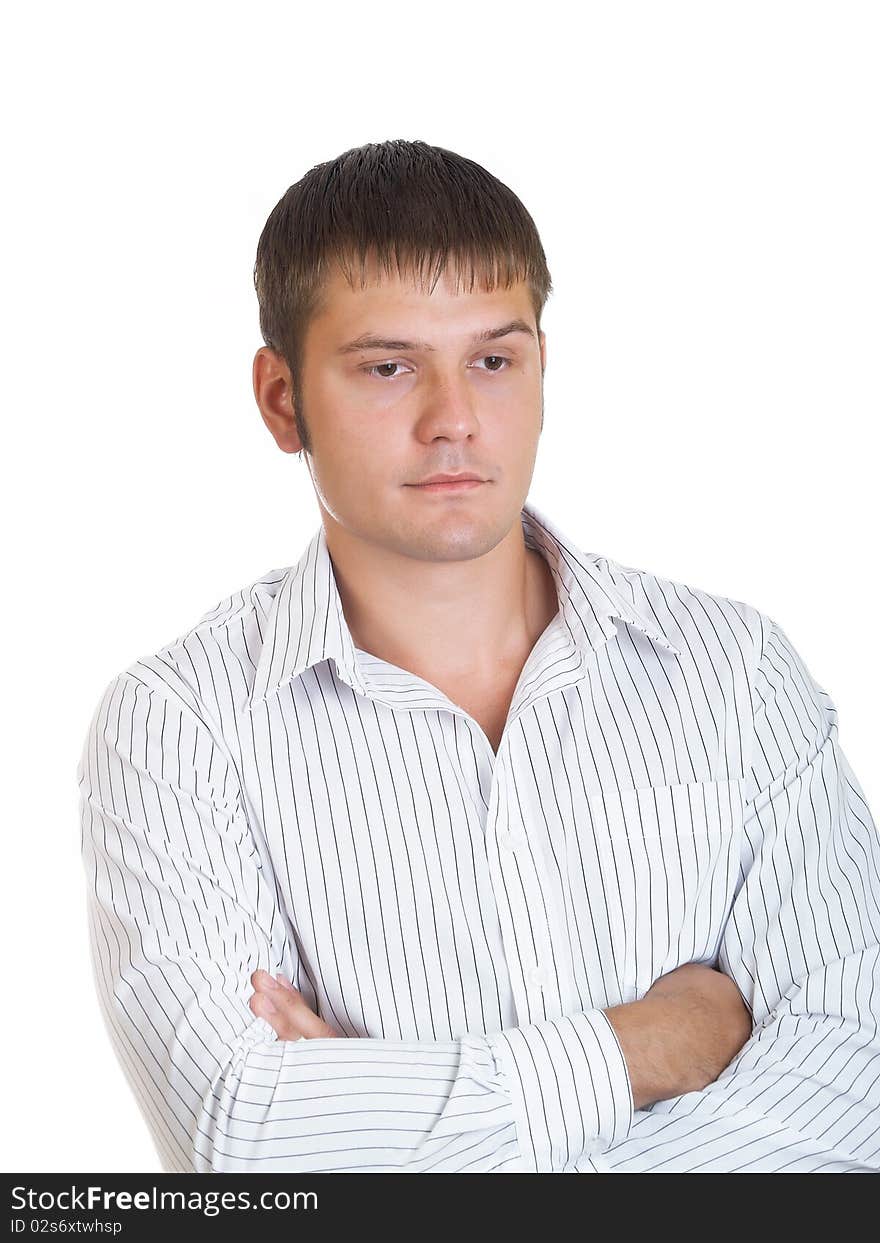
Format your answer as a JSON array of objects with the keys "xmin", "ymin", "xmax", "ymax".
[{"xmin": 323, "ymin": 512, "xmax": 559, "ymax": 684}]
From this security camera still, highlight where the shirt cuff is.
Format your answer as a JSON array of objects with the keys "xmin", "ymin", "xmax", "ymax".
[{"xmin": 488, "ymin": 1008, "xmax": 634, "ymax": 1172}]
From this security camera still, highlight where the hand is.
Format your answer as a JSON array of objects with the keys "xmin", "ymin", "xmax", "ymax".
[
  {"xmin": 248, "ymin": 969, "xmax": 342, "ymax": 1040},
  {"xmin": 604, "ymin": 962, "xmax": 753, "ymax": 1109}
]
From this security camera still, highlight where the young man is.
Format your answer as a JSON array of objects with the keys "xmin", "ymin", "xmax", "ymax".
[{"xmin": 77, "ymin": 139, "xmax": 880, "ymax": 1173}]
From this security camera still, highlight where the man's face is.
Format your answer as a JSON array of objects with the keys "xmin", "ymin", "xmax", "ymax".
[{"xmin": 294, "ymin": 258, "xmax": 546, "ymax": 565}]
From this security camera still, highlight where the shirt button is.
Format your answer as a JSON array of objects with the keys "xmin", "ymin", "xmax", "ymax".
[
  {"xmin": 497, "ymin": 829, "xmax": 514, "ymax": 852},
  {"xmin": 527, "ymin": 964, "xmax": 549, "ymax": 989}
]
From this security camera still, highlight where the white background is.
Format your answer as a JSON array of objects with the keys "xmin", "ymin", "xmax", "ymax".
[{"xmin": 2, "ymin": 1, "xmax": 877, "ymax": 1172}]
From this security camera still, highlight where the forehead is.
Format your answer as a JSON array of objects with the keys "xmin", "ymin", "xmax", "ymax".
[{"xmin": 311, "ymin": 256, "xmax": 536, "ymax": 340}]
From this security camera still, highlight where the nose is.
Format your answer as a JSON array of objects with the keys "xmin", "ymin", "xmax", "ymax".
[{"xmin": 414, "ymin": 369, "xmax": 479, "ymax": 442}]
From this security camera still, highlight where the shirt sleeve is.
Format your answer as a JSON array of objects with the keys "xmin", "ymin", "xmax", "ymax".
[
  {"xmin": 600, "ymin": 615, "xmax": 880, "ymax": 1172},
  {"xmin": 76, "ymin": 670, "xmax": 633, "ymax": 1173}
]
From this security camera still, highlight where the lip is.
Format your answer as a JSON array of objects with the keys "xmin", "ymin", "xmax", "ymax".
[
  {"xmin": 408, "ymin": 479, "xmax": 486, "ymax": 493},
  {"xmin": 411, "ymin": 473, "xmax": 485, "ymax": 484}
]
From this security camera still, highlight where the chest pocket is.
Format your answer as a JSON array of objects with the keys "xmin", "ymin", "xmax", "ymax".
[{"xmin": 585, "ymin": 777, "xmax": 744, "ymax": 1001}]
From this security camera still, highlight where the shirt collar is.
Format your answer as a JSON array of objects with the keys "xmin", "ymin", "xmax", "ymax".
[{"xmin": 248, "ymin": 498, "xmax": 680, "ymax": 711}]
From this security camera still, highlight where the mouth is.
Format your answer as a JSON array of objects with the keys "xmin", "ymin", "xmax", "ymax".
[{"xmin": 406, "ymin": 479, "xmax": 486, "ymax": 493}]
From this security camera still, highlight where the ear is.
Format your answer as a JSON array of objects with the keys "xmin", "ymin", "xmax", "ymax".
[{"xmin": 252, "ymin": 346, "xmax": 303, "ymax": 454}]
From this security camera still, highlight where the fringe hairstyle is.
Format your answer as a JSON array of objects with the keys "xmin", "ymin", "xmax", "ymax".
[{"xmin": 253, "ymin": 139, "xmax": 552, "ymax": 453}]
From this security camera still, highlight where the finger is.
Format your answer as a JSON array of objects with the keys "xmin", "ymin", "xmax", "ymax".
[
  {"xmin": 253, "ymin": 973, "xmax": 321, "ymax": 1039},
  {"xmin": 251, "ymin": 968, "xmax": 282, "ymax": 994},
  {"xmin": 272, "ymin": 973, "xmax": 341, "ymax": 1038},
  {"xmin": 248, "ymin": 989, "xmax": 291, "ymax": 1039},
  {"xmin": 274, "ymin": 974, "xmax": 341, "ymax": 1038},
  {"xmin": 249, "ymin": 969, "xmax": 341, "ymax": 1038},
  {"xmin": 248, "ymin": 970, "xmax": 308, "ymax": 1039}
]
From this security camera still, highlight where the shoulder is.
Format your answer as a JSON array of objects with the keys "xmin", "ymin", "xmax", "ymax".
[
  {"xmin": 107, "ymin": 564, "xmax": 294, "ymax": 723},
  {"xmin": 595, "ymin": 549, "xmax": 768, "ymax": 671}
]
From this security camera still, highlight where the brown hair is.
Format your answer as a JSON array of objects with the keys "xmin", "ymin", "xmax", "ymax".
[{"xmin": 253, "ymin": 139, "xmax": 553, "ymax": 453}]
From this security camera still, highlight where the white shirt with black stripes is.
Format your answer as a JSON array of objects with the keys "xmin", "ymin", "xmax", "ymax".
[{"xmin": 76, "ymin": 499, "xmax": 880, "ymax": 1172}]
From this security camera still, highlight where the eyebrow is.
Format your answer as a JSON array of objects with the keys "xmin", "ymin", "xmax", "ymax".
[{"xmin": 336, "ymin": 318, "xmax": 537, "ymax": 355}]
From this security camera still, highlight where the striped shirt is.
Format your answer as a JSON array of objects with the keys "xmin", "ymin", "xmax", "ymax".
[{"xmin": 76, "ymin": 498, "xmax": 880, "ymax": 1172}]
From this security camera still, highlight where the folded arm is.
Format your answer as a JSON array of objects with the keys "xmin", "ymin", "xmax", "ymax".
[
  {"xmin": 78, "ymin": 671, "xmax": 638, "ymax": 1173},
  {"xmin": 600, "ymin": 617, "xmax": 880, "ymax": 1172}
]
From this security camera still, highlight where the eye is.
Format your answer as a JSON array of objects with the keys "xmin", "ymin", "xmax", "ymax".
[
  {"xmin": 473, "ymin": 355, "xmax": 512, "ymax": 372},
  {"xmin": 362, "ymin": 361, "xmax": 410, "ymax": 380},
  {"xmin": 361, "ymin": 355, "xmax": 513, "ymax": 380}
]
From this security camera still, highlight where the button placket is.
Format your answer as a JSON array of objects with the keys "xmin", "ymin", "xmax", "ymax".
[
  {"xmin": 526, "ymin": 963, "xmax": 549, "ymax": 989},
  {"xmin": 489, "ymin": 771, "xmax": 562, "ymax": 1021},
  {"xmin": 498, "ymin": 826, "xmax": 528, "ymax": 851},
  {"xmin": 485, "ymin": 755, "xmax": 530, "ymax": 1022}
]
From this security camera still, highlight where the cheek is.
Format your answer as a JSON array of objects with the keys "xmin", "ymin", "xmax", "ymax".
[
  {"xmin": 335, "ymin": 366, "xmax": 409, "ymax": 410},
  {"xmin": 315, "ymin": 408, "xmax": 404, "ymax": 479},
  {"xmin": 483, "ymin": 393, "xmax": 542, "ymax": 445}
]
